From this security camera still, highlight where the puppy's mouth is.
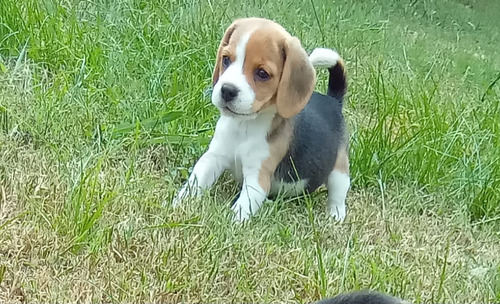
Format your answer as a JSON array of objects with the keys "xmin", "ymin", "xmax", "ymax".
[{"xmin": 221, "ymin": 106, "xmax": 253, "ymax": 117}]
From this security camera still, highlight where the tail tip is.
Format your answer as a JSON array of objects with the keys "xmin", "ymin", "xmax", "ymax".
[
  {"xmin": 309, "ymin": 48, "xmax": 346, "ymax": 98},
  {"xmin": 309, "ymin": 48, "xmax": 343, "ymax": 69}
]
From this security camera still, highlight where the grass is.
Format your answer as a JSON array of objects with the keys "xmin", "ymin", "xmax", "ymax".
[{"xmin": 1, "ymin": 0, "xmax": 500, "ymax": 302}]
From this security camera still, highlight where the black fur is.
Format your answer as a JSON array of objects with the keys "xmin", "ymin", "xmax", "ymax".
[
  {"xmin": 327, "ymin": 62, "xmax": 347, "ymax": 100},
  {"xmin": 274, "ymin": 60, "xmax": 347, "ymax": 192},
  {"xmin": 313, "ymin": 291, "xmax": 406, "ymax": 304}
]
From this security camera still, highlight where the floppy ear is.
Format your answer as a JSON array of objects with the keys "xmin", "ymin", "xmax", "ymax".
[
  {"xmin": 212, "ymin": 22, "xmax": 237, "ymax": 86},
  {"xmin": 276, "ymin": 37, "xmax": 316, "ymax": 118}
]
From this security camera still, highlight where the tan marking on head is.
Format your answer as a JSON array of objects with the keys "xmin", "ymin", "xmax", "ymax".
[
  {"xmin": 244, "ymin": 22, "xmax": 316, "ymax": 117},
  {"xmin": 258, "ymin": 115, "xmax": 294, "ymax": 192},
  {"xmin": 213, "ymin": 18, "xmax": 316, "ymax": 117},
  {"xmin": 212, "ymin": 18, "xmax": 284, "ymax": 86},
  {"xmin": 243, "ymin": 26, "xmax": 287, "ymax": 113},
  {"xmin": 333, "ymin": 145, "xmax": 350, "ymax": 174},
  {"xmin": 212, "ymin": 21, "xmax": 240, "ymax": 86}
]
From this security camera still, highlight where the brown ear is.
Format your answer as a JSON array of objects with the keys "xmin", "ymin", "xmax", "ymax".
[
  {"xmin": 276, "ymin": 37, "xmax": 316, "ymax": 118},
  {"xmin": 212, "ymin": 22, "xmax": 237, "ymax": 86}
]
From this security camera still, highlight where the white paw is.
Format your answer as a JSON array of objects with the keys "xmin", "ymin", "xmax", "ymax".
[
  {"xmin": 171, "ymin": 190, "xmax": 185, "ymax": 208},
  {"xmin": 231, "ymin": 199, "xmax": 252, "ymax": 222},
  {"xmin": 231, "ymin": 196, "xmax": 263, "ymax": 222},
  {"xmin": 329, "ymin": 204, "xmax": 346, "ymax": 222},
  {"xmin": 232, "ymin": 210, "xmax": 251, "ymax": 222},
  {"xmin": 171, "ymin": 183, "xmax": 200, "ymax": 208}
]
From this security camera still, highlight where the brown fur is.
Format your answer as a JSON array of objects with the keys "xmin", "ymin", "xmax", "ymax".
[
  {"xmin": 258, "ymin": 115, "xmax": 294, "ymax": 192},
  {"xmin": 212, "ymin": 22, "xmax": 238, "ymax": 85},
  {"xmin": 212, "ymin": 18, "xmax": 316, "ymax": 118},
  {"xmin": 212, "ymin": 18, "xmax": 283, "ymax": 86},
  {"xmin": 212, "ymin": 18, "xmax": 323, "ymax": 196},
  {"xmin": 333, "ymin": 146, "xmax": 350, "ymax": 174},
  {"xmin": 275, "ymin": 36, "xmax": 316, "ymax": 118},
  {"xmin": 245, "ymin": 27, "xmax": 284, "ymax": 113}
]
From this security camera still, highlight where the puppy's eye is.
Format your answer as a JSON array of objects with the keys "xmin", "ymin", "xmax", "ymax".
[
  {"xmin": 222, "ymin": 56, "xmax": 231, "ymax": 68},
  {"xmin": 255, "ymin": 68, "xmax": 270, "ymax": 81}
]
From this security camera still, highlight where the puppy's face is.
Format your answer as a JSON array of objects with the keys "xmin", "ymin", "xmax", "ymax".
[{"xmin": 211, "ymin": 18, "xmax": 316, "ymax": 119}]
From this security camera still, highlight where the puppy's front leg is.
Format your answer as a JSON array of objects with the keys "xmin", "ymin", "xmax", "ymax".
[
  {"xmin": 172, "ymin": 151, "xmax": 227, "ymax": 207},
  {"xmin": 231, "ymin": 164, "xmax": 272, "ymax": 222}
]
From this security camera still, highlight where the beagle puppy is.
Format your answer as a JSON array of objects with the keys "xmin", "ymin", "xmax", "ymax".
[{"xmin": 173, "ymin": 17, "xmax": 350, "ymax": 222}]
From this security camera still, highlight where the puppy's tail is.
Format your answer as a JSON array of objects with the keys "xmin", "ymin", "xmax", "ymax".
[
  {"xmin": 312, "ymin": 290, "xmax": 409, "ymax": 304},
  {"xmin": 309, "ymin": 48, "xmax": 347, "ymax": 101}
]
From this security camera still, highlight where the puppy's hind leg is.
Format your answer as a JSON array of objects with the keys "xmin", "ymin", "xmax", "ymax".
[{"xmin": 327, "ymin": 147, "xmax": 350, "ymax": 221}]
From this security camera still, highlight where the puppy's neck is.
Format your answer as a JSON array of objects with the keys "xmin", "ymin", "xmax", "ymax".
[
  {"xmin": 218, "ymin": 106, "xmax": 292, "ymax": 143},
  {"xmin": 267, "ymin": 113, "xmax": 293, "ymax": 143}
]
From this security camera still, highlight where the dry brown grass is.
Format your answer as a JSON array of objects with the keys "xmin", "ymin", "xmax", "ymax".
[
  {"xmin": 1, "ymin": 138, "xmax": 499, "ymax": 302},
  {"xmin": 1, "ymin": 0, "xmax": 500, "ymax": 302}
]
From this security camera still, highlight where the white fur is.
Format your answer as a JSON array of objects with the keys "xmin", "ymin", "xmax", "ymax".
[
  {"xmin": 174, "ymin": 87, "xmax": 277, "ymax": 221},
  {"xmin": 174, "ymin": 38, "xmax": 349, "ymax": 222},
  {"xmin": 309, "ymin": 48, "xmax": 341, "ymax": 68},
  {"xmin": 270, "ymin": 179, "xmax": 307, "ymax": 197},
  {"xmin": 327, "ymin": 170, "xmax": 350, "ymax": 221},
  {"xmin": 211, "ymin": 32, "xmax": 257, "ymax": 119},
  {"xmin": 175, "ymin": 32, "xmax": 277, "ymax": 221},
  {"xmin": 172, "ymin": 151, "xmax": 226, "ymax": 207}
]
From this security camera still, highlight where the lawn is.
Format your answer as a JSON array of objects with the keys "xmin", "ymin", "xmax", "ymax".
[{"xmin": 1, "ymin": 0, "xmax": 499, "ymax": 302}]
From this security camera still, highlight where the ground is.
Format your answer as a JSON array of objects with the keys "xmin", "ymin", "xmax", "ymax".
[{"xmin": 1, "ymin": 0, "xmax": 499, "ymax": 303}]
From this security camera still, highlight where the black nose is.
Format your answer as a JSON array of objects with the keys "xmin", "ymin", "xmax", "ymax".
[{"xmin": 221, "ymin": 83, "xmax": 239, "ymax": 102}]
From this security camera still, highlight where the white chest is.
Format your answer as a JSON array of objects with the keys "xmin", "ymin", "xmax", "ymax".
[{"xmin": 208, "ymin": 114, "xmax": 273, "ymax": 183}]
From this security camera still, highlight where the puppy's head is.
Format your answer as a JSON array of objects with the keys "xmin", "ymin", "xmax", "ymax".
[{"xmin": 211, "ymin": 18, "xmax": 316, "ymax": 119}]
